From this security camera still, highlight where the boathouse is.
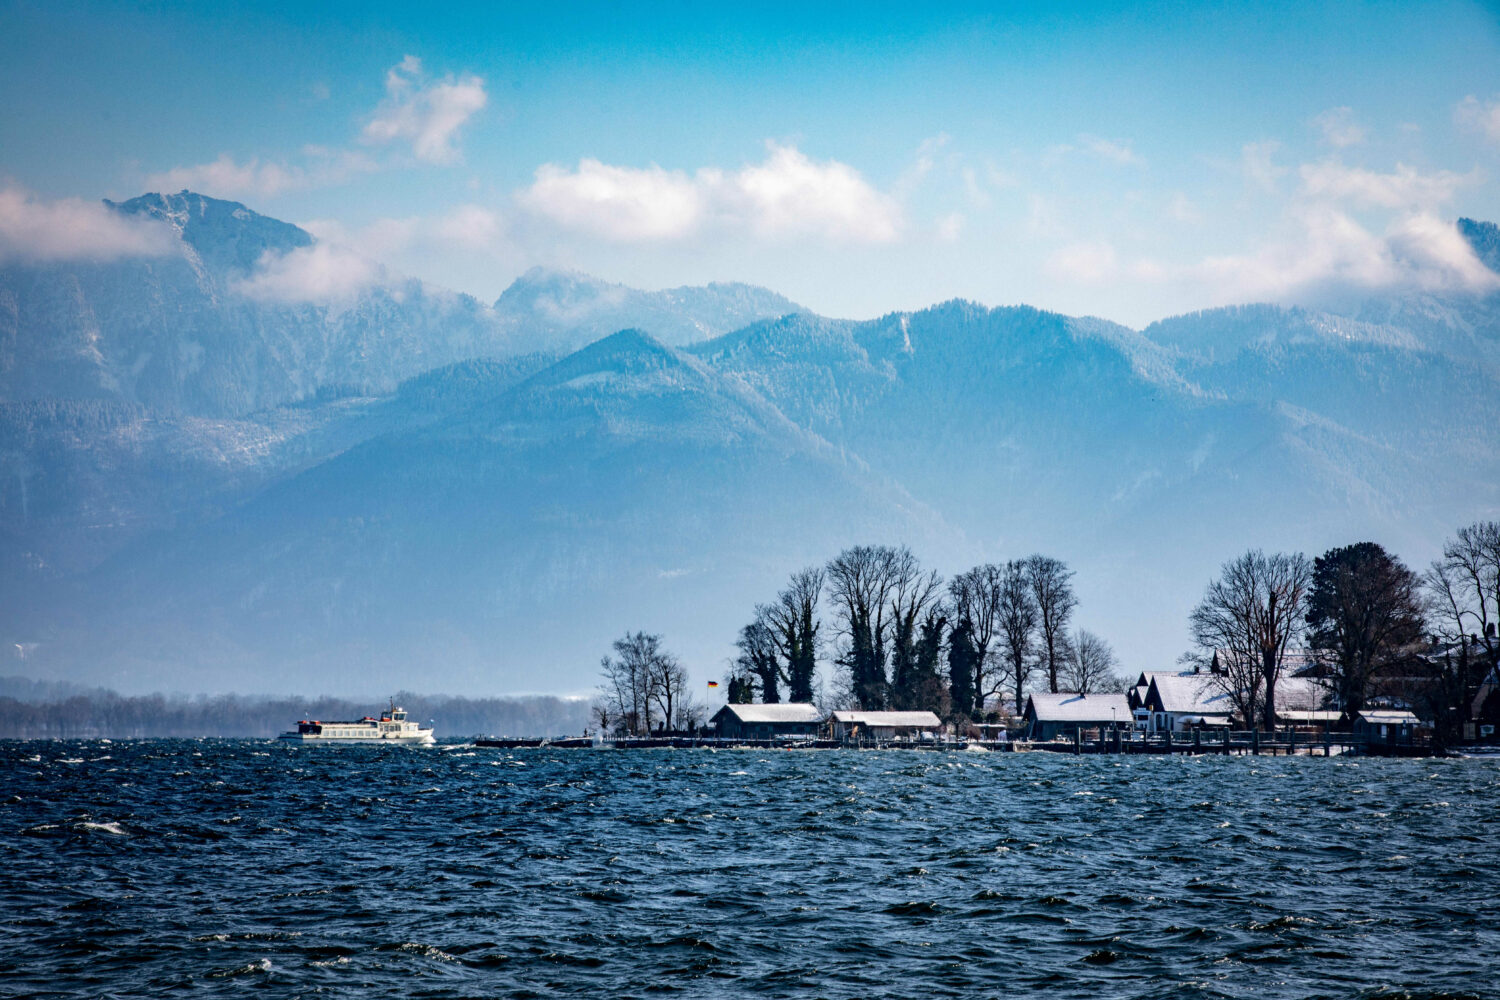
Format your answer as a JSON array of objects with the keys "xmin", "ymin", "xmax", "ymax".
[
  {"xmin": 1023, "ymin": 692, "xmax": 1132, "ymax": 741},
  {"xmin": 830, "ymin": 710, "xmax": 941, "ymax": 742},
  {"xmin": 709, "ymin": 703, "xmax": 823, "ymax": 740},
  {"xmin": 1353, "ymin": 709, "xmax": 1422, "ymax": 744}
]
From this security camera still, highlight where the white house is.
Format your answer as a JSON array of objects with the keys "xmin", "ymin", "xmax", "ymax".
[{"xmin": 1141, "ymin": 672, "xmax": 1236, "ymax": 732}]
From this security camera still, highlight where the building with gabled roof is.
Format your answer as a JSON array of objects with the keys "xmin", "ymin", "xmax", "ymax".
[
  {"xmin": 830, "ymin": 710, "xmax": 941, "ymax": 742},
  {"xmin": 1023, "ymin": 692, "xmax": 1131, "ymax": 741},
  {"xmin": 709, "ymin": 703, "xmax": 823, "ymax": 741},
  {"xmin": 1142, "ymin": 671, "xmax": 1236, "ymax": 732}
]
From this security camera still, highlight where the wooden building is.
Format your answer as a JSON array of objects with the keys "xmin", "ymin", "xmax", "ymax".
[
  {"xmin": 830, "ymin": 710, "xmax": 941, "ymax": 742},
  {"xmin": 1023, "ymin": 692, "xmax": 1132, "ymax": 741},
  {"xmin": 1354, "ymin": 709, "xmax": 1422, "ymax": 744},
  {"xmin": 709, "ymin": 703, "xmax": 823, "ymax": 740}
]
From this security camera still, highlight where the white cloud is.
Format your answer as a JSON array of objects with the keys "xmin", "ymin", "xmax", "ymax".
[
  {"xmin": 0, "ymin": 185, "xmax": 176, "ymax": 265},
  {"xmin": 146, "ymin": 154, "xmax": 309, "ymax": 199},
  {"xmin": 522, "ymin": 160, "xmax": 704, "ymax": 241},
  {"xmin": 145, "ymin": 148, "xmax": 377, "ymax": 200},
  {"xmin": 362, "ymin": 55, "xmax": 487, "ymax": 165},
  {"xmin": 730, "ymin": 144, "xmax": 900, "ymax": 241},
  {"xmin": 232, "ymin": 242, "xmax": 386, "ymax": 304},
  {"xmin": 518, "ymin": 143, "xmax": 901, "ymax": 244},
  {"xmin": 1242, "ymin": 141, "xmax": 1287, "ymax": 193},
  {"xmin": 1077, "ymin": 134, "xmax": 1144, "ymax": 167},
  {"xmin": 1311, "ymin": 106, "xmax": 1368, "ymax": 148},
  {"xmin": 307, "ymin": 204, "xmax": 506, "ymax": 257},
  {"xmin": 935, "ymin": 212, "xmax": 965, "ymax": 242},
  {"xmin": 1046, "ymin": 241, "xmax": 1118, "ymax": 282},
  {"xmin": 433, "ymin": 204, "xmax": 503, "ymax": 250},
  {"xmin": 1168, "ymin": 192, "xmax": 1201, "ymax": 224},
  {"xmin": 1455, "ymin": 94, "xmax": 1500, "ymax": 145},
  {"xmin": 1298, "ymin": 160, "xmax": 1479, "ymax": 209},
  {"xmin": 1141, "ymin": 208, "xmax": 1498, "ymax": 305}
]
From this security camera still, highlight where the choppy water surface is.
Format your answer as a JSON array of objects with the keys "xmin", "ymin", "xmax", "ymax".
[{"xmin": 2, "ymin": 742, "xmax": 1496, "ymax": 999}]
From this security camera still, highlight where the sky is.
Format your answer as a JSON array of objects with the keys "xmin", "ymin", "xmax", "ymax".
[{"xmin": 3, "ymin": 0, "xmax": 1500, "ymax": 326}]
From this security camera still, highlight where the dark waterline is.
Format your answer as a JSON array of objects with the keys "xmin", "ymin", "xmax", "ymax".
[{"xmin": 2, "ymin": 740, "xmax": 1495, "ymax": 999}]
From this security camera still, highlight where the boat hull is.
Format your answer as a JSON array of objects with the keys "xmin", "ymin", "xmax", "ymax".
[{"xmin": 277, "ymin": 732, "xmax": 435, "ymax": 745}]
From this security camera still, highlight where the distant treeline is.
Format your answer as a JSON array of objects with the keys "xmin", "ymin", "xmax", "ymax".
[{"xmin": 0, "ymin": 685, "xmax": 591, "ymax": 739}]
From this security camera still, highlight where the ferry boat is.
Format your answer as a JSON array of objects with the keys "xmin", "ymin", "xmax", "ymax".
[{"xmin": 279, "ymin": 702, "xmax": 435, "ymax": 745}]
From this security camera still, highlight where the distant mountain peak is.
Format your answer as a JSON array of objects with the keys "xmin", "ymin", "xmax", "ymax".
[
  {"xmin": 1458, "ymin": 218, "xmax": 1500, "ymax": 275},
  {"xmin": 492, "ymin": 267, "xmax": 807, "ymax": 350},
  {"xmin": 104, "ymin": 190, "xmax": 312, "ymax": 273}
]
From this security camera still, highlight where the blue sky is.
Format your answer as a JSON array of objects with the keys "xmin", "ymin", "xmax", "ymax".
[{"xmin": 3, "ymin": 0, "xmax": 1500, "ymax": 325}]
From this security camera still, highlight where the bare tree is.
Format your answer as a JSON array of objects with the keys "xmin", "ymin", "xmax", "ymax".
[
  {"xmin": 734, "ymin": 614, "xmax": 784, "ymax": 703},
  {"xmin": 761, "ymin": 567, "xmax": 825, "ymax": 703},
  {"xmin": 825, "ymin": 545, "xmax": 905, "ymax": 709},
  {"xmin": 886, "ymin": 552, "xmax": 944, "ymax": 710},
  {"xmin": 1066, "ymin": 629, "xmax": 1118, "ymax": 694},
  {"xmin": 646, "ymin": 648, "xmax": 694, "ymax": 732},
  {"xmin": 948, "ymin": 564, "xmax": 1002, "ymax": 718},
  {"xmin": 1306, "ymin": 542, "xmax": 1427, "ymax": 715},
  {"xmin": 1187, "ymin": 550, "xmax": 1311, "ymax": 730},
  {"xmin": 597, "ymin": 631, "xmax": 661, "ymax": 735},
  {"xmin": 1026, "ymin": 554, "xmax": 1078, "ymax": 693},
  {"xmin": 597, "ymin": 632, "xmax": 693, "ymax": 735},
  {"xmin": 997, "ymin": 559, "xmax": 1038, "ymax": 715},
  {"xmin": 1423, "ymin": 522, "xmax": 1500, "ymax": 743}
]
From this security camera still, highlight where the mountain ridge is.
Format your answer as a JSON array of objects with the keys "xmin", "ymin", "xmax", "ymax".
[{"xmin": 1, "ymin": 194, "xmax": 1498, "ymax": 693}]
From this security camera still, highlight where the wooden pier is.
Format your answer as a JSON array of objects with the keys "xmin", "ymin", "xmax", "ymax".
[
  {"xmin": 1020, "ymin": 728, "xmax": 1435, "ymax": 757},
  {"xmin": 472, "ymin": 731, "xmax": 1435, "ymax": 756}
]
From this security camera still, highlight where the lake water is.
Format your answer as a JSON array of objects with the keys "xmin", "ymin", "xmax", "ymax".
[{"xmin": 2, "ymin": 741, "xmax": 1495, "ymax": 999}]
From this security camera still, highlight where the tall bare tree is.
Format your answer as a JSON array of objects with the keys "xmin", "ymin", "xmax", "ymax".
[
  {"xmin": 597, "ymin": 631, "xmax": 668, "ymax": 735},
  {"xmin": 886, "ymin": 552, "xmax": 944, "ymax": 709},
  {"xmin": 825, "ymin": 545, "xmax": 905, "ymax": 709},
  {"xmin": 646, "ymin": 647, "xmax": 694, "ymax": 732},
  {"xmin": 761, "ymin": 566, "xmax": 824, "ymax": 703},
  {"xmin": 1066, "ymin": 629, "xmax": 1118, "ymax": 694},
  {"xmin": 997, "ymin": 559, "xmax": 1039, "ymax": 715},
  {"xmin": 1306, "ymin": 542, "xmax": 1427, "ymax": 715},
  {"xmin": 948, "ymin": 564, "xmax": 1002, "ymax": 717},
  {"xmin": 1026, "ymin": 554, "xmax": 1078, "ymax": 693},
  {"xmin": 1188, "ymin": 550, "xmax": 1311, "ymax": 730},
  {"xmin": 734, "ymin": 615, "xmax": 784, "ymax": 703},
  {"xmin": 1424, "ymin": 522, "xmax": 1500, "ymax": 742}
]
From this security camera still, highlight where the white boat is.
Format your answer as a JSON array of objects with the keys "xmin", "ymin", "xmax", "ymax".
[{"xmin": 278, "ymin": 702, "xmax": 435, "ymax": 745}]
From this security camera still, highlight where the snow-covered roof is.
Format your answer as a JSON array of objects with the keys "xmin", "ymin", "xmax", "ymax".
[
  {"xmin": 1278, "ymin": 710, "xmax": 1342, "ymax": 723},
  {"xmin": 1147, "ymin": 673, "xmax": 1234, "ymax": 715},
  {"xmin": 1025, "ymin": 692, "xmax": 1131, "ymax": 723},
  {"xmin": 716, "ymin": 703, "xmax": 823, "ymax": 724},
  {"xmin": 831, "ymin": 710, "xmax": 941, "ymax": 728},
  {"xmin": 1357, "ymin": 710, "xmax": 1421, "ymax": 725},
  {"xmin": 1274, "ymin": 676, "xmax": 1328, "ymax": 712}
]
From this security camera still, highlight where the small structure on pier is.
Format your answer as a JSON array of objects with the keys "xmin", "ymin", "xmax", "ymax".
[
  {"xmin": 1023, "ymin": 692, "xmax": 1132, "ymax": 741},
  {"xmin": 1353, "ymin": 709, "xmax": 1422, "ymax": 744},
  {"xmin": 831, "ymin": 710, "xmax": 941, "ymax": 743},
  {"xmin": 709, "ymin": 703, "xmax": 823, "ymax": 741}
]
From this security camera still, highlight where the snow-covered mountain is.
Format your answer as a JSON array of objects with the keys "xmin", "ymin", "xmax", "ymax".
[
  {"xmin": 1, "ymin": 194, "xmax": 1498, "ymax": 695},
  {"xmin": 0, "ymin": 192, "xmax": 803, "ymax": 418},
  {"xmin": 493, "ymin": 266, "xmax": 806, "ymax": 354}
]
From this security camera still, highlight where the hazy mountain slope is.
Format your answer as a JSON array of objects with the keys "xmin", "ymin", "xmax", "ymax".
[
  {"xmin": 1460, "ymin": 218, "xmax": 1500, "ymax": 273},
  {"xmin": 51, "ymin": 332, "xmax": 949, "ymax": 693},
  {"xmin": 4, "ymin": 194, "xmax": 1499, "ymax": 695},
  {"xmin": 0, "ymin": 192, "xmax": 509, "ymax": 417},
  {"xmin": 0, "ymin": 352, "xmax": 561, "ymax": 596},
  {"xmin": 493, "ymin": 266, "xmax": 806, "ymax": 354}
]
